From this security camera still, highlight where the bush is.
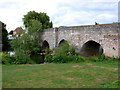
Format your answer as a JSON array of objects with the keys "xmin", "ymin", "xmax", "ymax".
[
  {"xmin": 85, "ymin": 54, "xmax": 119, "ymax": 62},
  {"xmin": 52, "ymin": 54, "xmax": 67, "ymax": 63},
  {"xmin": 1, "ymin": 50, "xmax": 46, "ymax": 64},
  {"xmin": 45, "ymin": 54, "xmax": 85, "ymax": 63},
  {"xmin": 1, "ymin": 51, "xmax": 37, "ymax": 64},
  {"xmin": 45, "ymin": 54, "xmax": 66, "ymax": 63},
  {"xmin": 1, "ymin": 52, "xmax": 16, "ymax": 64},
  {"xmin": 30, "ymin": 54, "xmax": 44, "ymax": 64},
  {"xmin": 45, "ymin": 41, "xmax": 119, "ymax": 63},
  {"xmin": 44, "ymin": 54, "xmax": 53, "ymax": 63},
  {"xmin": 45, "ymin": 53, "xmax": 119, "ymax": 63},
  {"xmin": 14, "ymin": 49, "xmax": 31, "ymax": 64},
  {"xmin": 64, "ymin": 55, "xmax": 85, "ymax": 63}
]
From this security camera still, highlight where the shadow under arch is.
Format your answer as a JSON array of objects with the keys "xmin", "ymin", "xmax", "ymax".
[
  {"xmin": 36, "ymin": 40, "xmax": 50, "ymax": 64},
  {"xmin": 80, "ymin": 40, "xmax": 103, "ymax": 57},
  {"xmin": 57, "ymin": 39, "xmax": 70, "ymax": 54},
  {"xmin": 30, "ymin": 40, "xmax": 50, "ymax": 64},
  {"xmin": 58, "ymin": 39, "xmax": 69, "ymax": 47},
  {"xmin": 42, "ymin": 40, "xmax": 50, "ymax": 50}
]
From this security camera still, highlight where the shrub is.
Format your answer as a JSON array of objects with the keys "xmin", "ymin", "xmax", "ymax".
[
  {"xmin": 44, "ymin": 54, "xmax": 53, "ymax": 63},
  {"xmin": 45, "ymin": 54, "xmax": 85, "ymax": 63},
  {"xmin": 108, "ymin": 57, "xmax": 119, "ymax": 61},
  {"xmin": 14, "ymin": 49, "xmax": 31, "ymax": 64},
  {"xmin": 45, "ymin": 41, "xmax": 119, "ymax": 63},
  {"xmin": 86, "ymin": 55, "xmax": 105, "ymax": 62},
  {"xmin": 30, "ymin": 54, "xmax": 44, "ymax": 64},
  {"xmin": 45, "ymin": 52, "xmax": 120, "ymax": 63},
  {"xmin": 45, "ymin": 54, "xmax": 67, "ymax": 63},
  {"xmin": 69, "ymin": 45, "xmax": 77, "ymax": 55},
  {"xmin": 65, "ymin": 55, "xmax": 85, "ymax": 63},
  {"xmin": 1, "ymin": 52, "xmax": 16, "ymax": 64},
  {"xmin": 52, "ymin": 54, "xmax": 67, "ymax": 63},
  {"xmin": 86, "ymin": 56, "xmax": 99, "ymax": 62},
  {"xmin": 85, "ymin": 54, "xmax": 119, "ymax": 62},
  {"xmin": 74, "ymin": 55, "xmax": 86, "ymax": 62}
]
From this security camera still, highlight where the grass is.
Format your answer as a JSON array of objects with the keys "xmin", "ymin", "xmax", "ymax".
[
  {"xmin": 2, "ymin": 61, "xmax": 118, "ymax": 88},
  {"xmin": 0, "ymin": 64, "xmax": 2, "ymax": 89}
]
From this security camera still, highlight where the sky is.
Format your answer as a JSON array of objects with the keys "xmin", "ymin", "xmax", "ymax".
[{"xmin": 0, "ymin": 0, "xmax": 119, "ymax": 32}]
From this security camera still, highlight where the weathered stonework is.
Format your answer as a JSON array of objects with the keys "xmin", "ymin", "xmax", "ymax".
[{"xmin": 42, "ymin": 23, "xmax": 120, "ymax": 57}]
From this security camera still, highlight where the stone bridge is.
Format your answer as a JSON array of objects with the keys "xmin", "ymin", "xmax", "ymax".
[{"xmin": 42, "ymin": 23, "xmax": 120, "ymax": 57}]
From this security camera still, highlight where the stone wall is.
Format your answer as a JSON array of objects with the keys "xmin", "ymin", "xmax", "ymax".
[{"xmin": 42, "ymin": 28, "xmax": 56, "ymax": 49}]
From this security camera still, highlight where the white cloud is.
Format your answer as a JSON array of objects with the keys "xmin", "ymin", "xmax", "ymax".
[
  {"xmin": 0, "ymin": 0, "xmax": 119, "ymax": 32},
  {"xmin": 93, "ymin": 0, "xmax": 119, "ymax": 2},
  {"xmin": 52, "ymin": 0, "xmax": 118, "ymax": 27},
  {"xmin": 98, "ymin": 14, "xmax": 117, "ymax": 19}
]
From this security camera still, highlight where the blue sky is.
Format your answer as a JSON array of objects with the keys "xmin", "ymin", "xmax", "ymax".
[{"xmin": 0, "ymin": 0, "xmax": 119, "ymax": 32}]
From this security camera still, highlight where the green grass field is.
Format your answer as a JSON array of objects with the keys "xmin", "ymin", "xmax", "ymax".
[
  {"xmin": 0, "ymin": 64, "xmax": 2, "ymax": 89},
  {"xmin": 2, "ymin": 61, "xmax": 118, "ymax": 88}
]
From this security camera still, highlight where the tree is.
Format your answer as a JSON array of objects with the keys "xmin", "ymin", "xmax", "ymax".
[
  {"xmin": 2, "ymin": 23, "xmax": 9, "ymax": 51},
  {"xmin": 9, "ymin": 30, "xmax": 13, "ymax": 34},
  {"xmin": 10, "ymin": 20, "xmax": 43, "ymax": 64},
  {"xmin": 11, "ymin": 11, "xmax": 53, "ymax": 64},
  {"xmin": 23, "ymin": 11, "xmax": 53, "ymax": 30},
  {"xmin": 28, "ymin": 19, "xmax": 42, "ymax": 34}
]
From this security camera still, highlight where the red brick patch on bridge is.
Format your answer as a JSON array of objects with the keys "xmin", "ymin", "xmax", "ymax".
[{"xmin": 104, "ymin": 35, "xmax": 120, "ymax": 39}]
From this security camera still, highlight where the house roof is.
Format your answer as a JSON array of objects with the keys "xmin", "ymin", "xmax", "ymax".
[{"xmin": 14, "ymin": 27, "xmax": 24, "ymax": 34}]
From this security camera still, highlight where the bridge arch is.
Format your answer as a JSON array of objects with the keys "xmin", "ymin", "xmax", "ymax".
[
  {"xmin": 58, "ymin": 39, "xmax": 69, "ymax": 47},
  {"xmin": 80, "ymin": 40, "xmax": 103, "ymax": 57},
  {"xmin": 42, "ymin": 40, "xmax": 50, "ymax": 52}
]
